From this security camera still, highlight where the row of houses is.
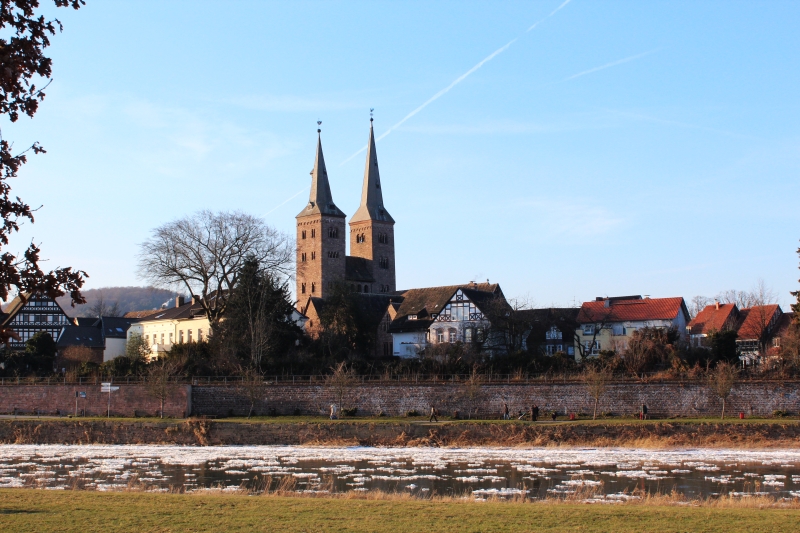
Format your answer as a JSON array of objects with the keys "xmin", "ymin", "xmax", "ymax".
[{"xmin": 1, "ymin": 284, "xmax": 794, "ymax": 368}]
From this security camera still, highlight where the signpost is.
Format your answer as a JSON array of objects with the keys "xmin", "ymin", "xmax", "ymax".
[
  {"xmin": 74, "ymin": 391, "xmax": 86, "ymax": 417},
  {"xmin": 100, "ymin": 383, "xmax": 119, "ymax": 418}
]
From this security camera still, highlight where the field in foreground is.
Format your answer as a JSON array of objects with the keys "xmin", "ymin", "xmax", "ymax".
[{"xmin": 1, "ymin": 489, "xmax": 800, "ymax": 533}]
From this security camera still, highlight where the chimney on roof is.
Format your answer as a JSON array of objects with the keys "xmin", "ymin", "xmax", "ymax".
[
  {"xmin": 176, "ymin": 296, "xmax": 185, "ymax": 308},
  {"xmin": 191, "ymin": 295, "xmax": 199, "ymax": 305},
  {"xmin": 604, "ymin": 299, "xmax": 611, "ymax": 308},
  {"xmin": 715, "ymin": 300, "xmax": 720, "ymax": 310}
]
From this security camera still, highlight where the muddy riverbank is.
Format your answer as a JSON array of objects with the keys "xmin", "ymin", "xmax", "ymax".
[{"xmin": 2, "ymin": 419, "xmax": 800, "ymax": 447}]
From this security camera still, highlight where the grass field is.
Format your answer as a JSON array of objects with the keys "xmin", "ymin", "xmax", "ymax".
[{"xmin": 1, "ymin": 489, "xmax": 799, "ymax": 533}]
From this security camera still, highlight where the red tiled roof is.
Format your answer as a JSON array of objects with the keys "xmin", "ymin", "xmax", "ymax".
[
  {"xmin": 687, "ymin": 303, "xmax": 738, "ymax": 335},
  {"xmin": 736, "ymin": 305, "xmax": 782, "ymax": 340},
  {"xmin": 577, "ymin": 297, "xmax": 687, "ymax": 323}
]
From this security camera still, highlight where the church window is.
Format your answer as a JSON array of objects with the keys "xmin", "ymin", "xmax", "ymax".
[
  {"xmin": 301, "ymin": 253, "xmax": 306, "ymax": 262},
  {"xmin": 379, "ymin": 257, "xmax": 389, "ymax": 269},
  {"xmin": 311, "ymin": 283, "xmax": 316, "ymax": 293},
  {"xmin": 357, "ymin": 284, "xmax": 362, "ymax": 292},
  {"xmin": 329, "ymin": 227, "xmax": 338, "ymax": 238},
  {"xmin": 311, "ymin": 229, "xmax": 316, "ymax": 238},
  {"xmin": 311, "ymin": 252, "xmax": 316, "ymax": 260},
  {"xmin": 301, "ymin": 283, "xmax": 306, "ymax": 294},
  {"xmin": 301, "ymin": 230, "xmax": 306, "ymax": 239}
]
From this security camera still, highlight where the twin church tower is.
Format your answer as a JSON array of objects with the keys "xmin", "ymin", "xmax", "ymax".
[{"xmin": 296, "ymin": 119, "xmax": 396, "ymax": 302}]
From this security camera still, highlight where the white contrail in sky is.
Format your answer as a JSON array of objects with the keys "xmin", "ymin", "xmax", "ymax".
[
  {"xmin": 562, "ymin": 49, "xmax": 661, "ymax": 82},
  {"xmin": 550, "ymin": 0, "xmax": 573, "ymax": 16},
  {"xmin": 340, "ymin": 37, "xmax": 519, "ymax": 165},
  {"xmin": 261, "ymin": 186, "xmax": 308, "ymax": 218},
  {"xmin": 341, "ymin": 0, "xmax": 575, "ymax": 165}
]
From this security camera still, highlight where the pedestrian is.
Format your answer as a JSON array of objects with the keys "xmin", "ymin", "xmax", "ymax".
[
  {"xmin": 429, "ymin": 405, "xmax": 438, "ymax": 423},
  {"xmin": 551, "ymin": 411, "xmax": 557, "ymax": 422},
  {"xmin": 532, "ymin": 405, "xmax": 539, "ymax": 422},
  {"xmin": 503, "ymin": 402, "xmax": 510, "ymax": 420},
  {"xmin": 329, "ymin": 404, "xmax": 338, "ymax": 420},
  {"xmin": 641, "ymin": 403, "xmax": 648, "ymax": 420}
]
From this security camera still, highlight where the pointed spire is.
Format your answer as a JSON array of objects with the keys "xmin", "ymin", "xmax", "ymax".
[
  {"xmin": 351, "ymin": 118, "xmax": 394, "ymax": 224},
  {"xmin": 297, "ymin": 127, "xmax": 345, "ymax": 218}
]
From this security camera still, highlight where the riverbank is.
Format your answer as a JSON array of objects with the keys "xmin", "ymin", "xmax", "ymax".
[
  {"xmin": 2, "ymin": 417, "xmax": 799, "ymax": 447},
  {"xmin": 1, "ymin": 489, "xmax": 799, "ymax": 533}
]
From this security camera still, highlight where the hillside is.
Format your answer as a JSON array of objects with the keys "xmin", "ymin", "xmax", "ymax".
[{"xmin": 55, "ymin": 286, "xmax": 185, "ymax": 317}]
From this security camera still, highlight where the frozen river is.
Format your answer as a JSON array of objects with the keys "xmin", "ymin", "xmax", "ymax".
[{"xmin": 2, "ymin": 445, "xmax": 800, "ymax": 501}]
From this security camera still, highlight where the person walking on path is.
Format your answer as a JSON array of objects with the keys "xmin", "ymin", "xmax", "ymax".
[
  {"xmin": 532, "ymin": 405, "xmax": 539, "ymax": 422},
  {"xmin": 641, "ymin": 404, "xmax": 648, "ymax": 420},
  {"xmin": 503, "ymin": 403, "xmax": 510, "ymax": 420},
  {"xmin": 329, "ymin": 404, "xmax": 338, "ymax": 420},
  {"xmin": 429, "ymin": 405, "xmax": 439, "ymax": 423}
]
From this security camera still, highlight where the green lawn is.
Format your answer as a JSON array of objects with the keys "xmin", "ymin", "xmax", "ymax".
[{"xmin": 0, "ymin": 489, "xmax": 798, "ymax": 533}]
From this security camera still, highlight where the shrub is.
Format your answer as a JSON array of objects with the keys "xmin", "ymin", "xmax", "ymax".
[
  {"xmin": 773, "ymin": 409, "xmax": 790, "ymax": 418},
  {"xmin": 405, "ymin": 409, "xmax": 420, "ymax": 417},
  {"xmin": 341, "ymin": 407, "xmax": 358, "ymax": 417}
]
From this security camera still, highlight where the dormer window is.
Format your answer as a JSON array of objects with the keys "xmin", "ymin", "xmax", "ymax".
[{"xmin": 409, "ymin": 314, "xmax": 417, "ymax": 320}]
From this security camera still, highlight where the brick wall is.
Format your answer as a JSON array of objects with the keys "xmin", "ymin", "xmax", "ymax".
[
  {"xmin": 1, "ymin": 381, "xmax": 797, "ymax": 419},
  {"xmin": 0, "ymin": 384, "xmax": 190, "ymax": 418},
  {"xmin": 191, "ymin": 381, "xmax": 800, "ymax": 418}
]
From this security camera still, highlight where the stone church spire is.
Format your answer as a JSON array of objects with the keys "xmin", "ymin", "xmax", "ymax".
[
  {"xmin": 350, "ymin": 119, "xmax": 394, "ymax": 224},
  {"xmin": 297, "ymin": 129, "xmax": 345, "ymax": 218}
]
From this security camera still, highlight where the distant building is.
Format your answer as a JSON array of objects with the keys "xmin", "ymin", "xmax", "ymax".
[
  {"xmin": 519, "ymin": 308, "xmax": 580, "ymax": 357},
  {"xmin": 1, "ymin": 292, "xmax": 73, "ymax": 350},
  {"xmin": 127, "ymin": 296, "xmax": 211, "ymax": 360},
  {"xmin": 686, "ymin": 302, "xmax": 740, "ymax": 347},
  {"xmin": 574, "ymin": 295, "xmax": 690, "ymax": 360},
  {"xmin": 735, "ymin": 304, "xmax": 783, "ymax": 365}
]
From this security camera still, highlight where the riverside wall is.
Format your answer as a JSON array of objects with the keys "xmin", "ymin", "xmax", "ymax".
[
  {"xmin": 196, "ymin": 381, "xmax": 800, "ymax": 418},
  {"xmin": 0, "ymin": 384, "xmax": 190, "ymax": 418},
  {"xmin": 1, "ymin": 381, "xmax": 799, "ymax": 419}
]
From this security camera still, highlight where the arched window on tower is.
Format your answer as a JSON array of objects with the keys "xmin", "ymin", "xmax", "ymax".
[
  {"xmin": 311, "ymin": 228, "xmax": 316, "ymax": 238},
  {"xmin": 311, "ymin": 283, "xmax": 316, "ymax": 293},
  {"xmin": 301, "ymin": 283, "xmax": 306, "ymax": 294},
  {"xmin": 301, "ymin": 230, "xmax": 306, "ymax": 239},
  {"xmin": 329, "ymin": 227, "xmax": 338, "ymax": 238},
  {"xmin": 311, "ymin": 251, "xmax": 316, "ymax": 260},
  {"xmin": 301, "ymin": 253, "xmax": 306, "ymax": 262}
]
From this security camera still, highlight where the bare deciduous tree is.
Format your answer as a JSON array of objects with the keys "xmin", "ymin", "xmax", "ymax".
[
  {"xmin": 689, "ymin": 296, "xmax": 712, "ymax": 318},
  {"xmin": 582, "ymin": 365, "xmax": 612, "ymax": 420},
  {"xmin": 137, "ymin": 210, "xmax": 292, "ymax": 331},
  {"xmin": 238, "ymin": 366, "xmax": 265, "ymax": 419},
  {"xmin": 88, "ymin": 291, "xmax": 122, "ymax": 317},
  {"xmin": 461, "ymin": 366, "xmax": 485, "ymax": 419},
  {"xmin": 146, "ymin": 359, "xmax": 180, "ymax": 418},
  {"xmin": 325, "ymin": 361, "xmax": 357, "ymax": 412},
  {"xmin": 708, "ymin": 362, "xmax": 737, "ymax": 419}
]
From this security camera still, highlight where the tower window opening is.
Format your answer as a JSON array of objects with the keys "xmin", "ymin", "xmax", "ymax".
[
  {"xmin": 311, "ymin": 229, "xmax": 316, "ymax": 238},
  {"xmin": 311, "ymin": 283, "xmax": 316, "ymax": 293},
  {"xmin": 301, "ymin": 253, "xmax": 306, "ymax": 262},
  {"xmin": 301, "ymin": 283, "xmax": 306, "ymax": 294},
  {"xmin": 311, "ymin": 251, "xmax": 316, "ymax": 260},
  {"xmin": 301, "ymin": 230, "xmax": 306, "ymax": 239},
  {"xmin": 329, "ymin": 227, "xmax": 338, "ymax": 238}
]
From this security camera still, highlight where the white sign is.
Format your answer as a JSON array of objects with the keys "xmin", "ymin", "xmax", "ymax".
[{"xmin": 100, "ymin": 385, "xmax": 119, "ymax": 392}]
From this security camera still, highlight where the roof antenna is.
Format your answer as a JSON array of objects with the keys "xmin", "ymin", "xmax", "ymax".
[{"xmin": 370, "ymin": 108, "xmax": 374, "ymax": 122}]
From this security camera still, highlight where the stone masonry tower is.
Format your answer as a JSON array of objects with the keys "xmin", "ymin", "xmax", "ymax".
[
  {"xmin": 349, "ymin": 119, "xmax": 396, "ymax": 293},
  {"xmin": 296, "ymin": 129, "xmax": 347, "ymax": 300}
]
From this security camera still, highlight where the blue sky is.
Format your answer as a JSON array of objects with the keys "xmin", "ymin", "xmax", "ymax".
[{"xmin": 5, "ymin": 0, "xmax": 799, "ymax": 308}]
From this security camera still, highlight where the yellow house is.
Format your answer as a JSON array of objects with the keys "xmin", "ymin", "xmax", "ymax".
[
  {"xmin": 574, "ymin": 295, "xmax": 690, "ymax": 360},
  {"xmin": 126, "ymin": 296, "xmax": 210, "ymax": 360}
]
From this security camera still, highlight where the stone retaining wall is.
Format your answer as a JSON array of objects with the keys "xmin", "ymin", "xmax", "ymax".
[
  {"xmin": 192, "ymin": 381, "xmax": 800, "ymax": 418},
  {"xmin": 1, "ymin": 382, "xmax": 797, "ymax": 419},
  {"xmin": 0, "ymin": 384, "xmax": 190, "ymax": 418}
]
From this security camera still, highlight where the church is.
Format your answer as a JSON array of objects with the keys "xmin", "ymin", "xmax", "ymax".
[
  {"xmin": 295, "ymin": 118, "xmax": 396, "ymax": 300},
  {"xmin": 296, "ymin": 120, "xmax": 507, "ymax": 359}
]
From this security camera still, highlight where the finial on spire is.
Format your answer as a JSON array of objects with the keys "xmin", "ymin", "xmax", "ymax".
[
  {"xmin": 317, "ymin": 120, "xmax": 322, "ymax": 133},
  {"xmin": 370, "ymin": 108, "xmax": 374, "ymax": 122}
]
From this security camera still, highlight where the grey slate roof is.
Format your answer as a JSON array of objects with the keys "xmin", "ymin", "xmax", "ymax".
[
  {"xmin": 345, "ymin": 256, "xmax": 375, "ymax": 282},
  {"xmin": 100, "ymin": 316, "xmax": 138, "ymax": 338},
  {"xmin": 296, "ymin": 132, "xmax": 346, "ymax": 219},
  {"xmin": 57, "ymin": 325, "xmax": 105, "ymax": 348},
  {"xmin": 388, "ymin": 283, "xmax": 501, "ymax": 333},
  {"xmin": 350, "ymin": 121, "xmax": 394, "ymax": 224}
]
